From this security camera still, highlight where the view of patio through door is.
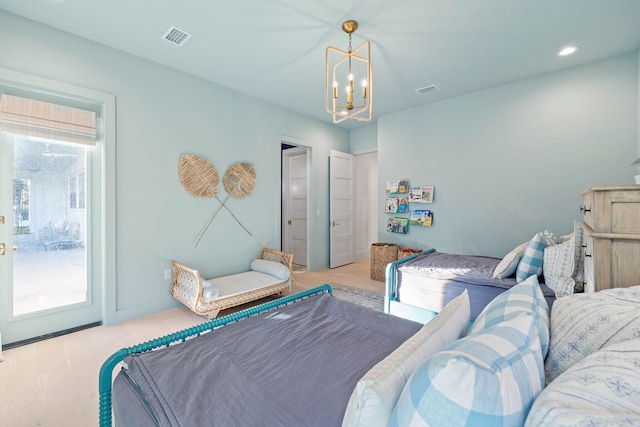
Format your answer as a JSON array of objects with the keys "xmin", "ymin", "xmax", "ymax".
[
  {"xmin": 12, "ymin": 138, "xmax": 87, "ymax": 316},
  {"xmin": 0, "ymin": 81, "xmax": 105, "ymax": 346}
]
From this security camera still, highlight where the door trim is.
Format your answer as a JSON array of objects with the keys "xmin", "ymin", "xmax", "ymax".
[
  {"xmin": 276, "ymin": 134, "xmax": 310, "ymax": 270},
  {"xmin": 282, "ymin": 146, "xmax": 309, "ymax": 267},
  {"xmin": 0, "ymin": 68, "xmax": 116, "ymax": 340}
]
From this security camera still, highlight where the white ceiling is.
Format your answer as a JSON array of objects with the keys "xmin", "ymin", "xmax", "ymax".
[{"xmin": 2, "ymin": 0, "xmax": 640, "ymax": 129}]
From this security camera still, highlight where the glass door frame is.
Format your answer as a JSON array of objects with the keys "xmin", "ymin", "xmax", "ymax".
[{"xmin": 0, "ymin": 68, "xmax": 116, "ymax": 346}]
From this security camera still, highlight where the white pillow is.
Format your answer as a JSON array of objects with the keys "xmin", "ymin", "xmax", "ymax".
[
  {"xmin": 341, "ymin": 291, "xmax": 470, "ymax": 427},
  {"xmin": 571, "ymin": 221, "xmax": 585, "ymax": 292},
  {"xmin": 545, "ymin": 286, "xmax": 640, "ymax": 384},
  {"xmin": 202, "ymin": 280, "xmax": 220, "ymax": 303},
  {"xmin": 543, "ymin": 237, "xmax": 576, "ymax": 298},
  {"xmin": 493, "ymin": 242, "xmax": 528, "ymax": 279},
  {"xmin": 527, "ymin": 339, "xmax": 640, "ymax": 426},
  {"xmin": 250, "ymin": 259, "xmax": 291, "ymax": 280}
]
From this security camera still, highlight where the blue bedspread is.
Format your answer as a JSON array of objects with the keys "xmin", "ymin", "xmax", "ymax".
[{"xmin": 113, "ymin": 293, "xmax": 421, "ymax": 426}]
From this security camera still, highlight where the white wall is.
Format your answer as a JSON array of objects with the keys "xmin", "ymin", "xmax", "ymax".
[
  {"xmin": 378, "ymin": 52, "xmax": 639, "ymax": 258},
  {"xmin": 0, "ymin": 12, "xmax": 349, "ymax": 323}
]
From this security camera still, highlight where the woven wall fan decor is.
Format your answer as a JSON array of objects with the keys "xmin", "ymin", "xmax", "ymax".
[
  {"xmin": 178, "ymin": 154, "xmax": 255, "ymax": 246},
  {"xmin": 223, "ymin": 162, "xmax": 256, "ymax": 199},
  {"xmin": 179, "ymin": 154, "xmax": 220, "ymax": 197}
]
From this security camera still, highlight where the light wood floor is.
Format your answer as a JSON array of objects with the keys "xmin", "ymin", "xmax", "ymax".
[{"xmin": 0, "ymin": 259, "xmax": 381, "ymax": 426}]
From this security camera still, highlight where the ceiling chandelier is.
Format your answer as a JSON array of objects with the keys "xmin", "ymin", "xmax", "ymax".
[{"xmin": 325, "ymin": 20, "xmax": 372, "ymax": 124}]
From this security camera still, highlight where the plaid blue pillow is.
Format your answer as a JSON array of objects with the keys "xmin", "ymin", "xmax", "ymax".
[
  {"xmin": 389, "ymin": 313, "xmax": 546, "ymax": 427},
  {"xmin": 469, "ymin": 275, "xmax": 550, "ymax": 358},
  {"xmin": 515, "ymin": 231, "xmax": 556, "ymax": 282}
]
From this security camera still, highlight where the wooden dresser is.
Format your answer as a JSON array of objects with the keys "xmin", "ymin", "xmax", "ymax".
[{"xmin": 580, "ymin": 185, "xmax": 640, "ymax": 292}]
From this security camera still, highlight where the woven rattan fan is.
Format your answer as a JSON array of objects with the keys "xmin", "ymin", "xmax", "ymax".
[
  {"xmin": 223, "ymin": 162, "xmax": 256, "ymax": 199},
  {"xmin": 179, "ymin": 154, "xmax": 219, "ymax": 197},
  {"xmin": 179, "ymin": 154, "xmax": 255, "ymax": 246}
]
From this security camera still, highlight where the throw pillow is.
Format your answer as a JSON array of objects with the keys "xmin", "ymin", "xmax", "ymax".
[
  {"xmin": 545, "ymin": 286, "xmax": 640, "ymax": 383},
  {"xmin": 542, "ymin": 237, "xmax": 576, "ymax": 298},
  {"xmin": 571, "ymin": 221, "xmax": 585, "ymax": 292},
  {"xmin": 492, "ymin": 242, "xmax": 528, "ymax": 279},
  {"xmin": 515, "ymin": 230, "xmax": 557, "ymax": 283},
  {"xmin": 389, "ymin": 313, "xmax": 546, "ymax": 427},
  {"xmin": 527, "ymin": 339, "xmax": 640, "ymax": 426},
  {"xmin": 250, "ymin": 259, "xmax": 291, "ymax": 280},
  {"xmin": 469, "ymin": 274, "xmax": 550, "ymax": 358},
  {"xmin": 341, "ymin": 291, "xmax": 470, "ymax": 427},
  {"xmin": 202, "ymin": 280, "xmax": 220, "ymax": 303}
]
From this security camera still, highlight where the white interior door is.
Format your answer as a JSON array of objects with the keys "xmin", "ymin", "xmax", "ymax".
[
  {"xmin": 329, "ymin": 150, "xmax": 355, "ymax": 268},
  {"xmin": 282, "ymin": 147, "xmax": 309, "ymax": 267}
]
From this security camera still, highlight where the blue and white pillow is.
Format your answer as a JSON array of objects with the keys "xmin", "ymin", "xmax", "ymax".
[
  {"xmin": 470, "ymin": 275, "xmax": 550, "ymax": 358},
  {"xmin": 545, "ymin": 286, "xmax": 640, "ymax": 383},
  {"xmin": 527, "ymin": 339, "xmax": 640, "ymax": 426},
  {"xmin": 341, "ymin": 291, "xmax": 470, "ymax": 427},
  {"xmin": 389, "ymin": 313, "xmax": 546, "ymax": 427},
  {"xmin": 515, "ymin": 230, "xmax": 557, "ymax": 283}
]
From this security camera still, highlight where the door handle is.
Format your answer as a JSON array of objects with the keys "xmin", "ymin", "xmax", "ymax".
[
  {"xmin": 330, "ymin": 221, "xmax": 340, "ymax": 227},
  {"xmin": 287, "ymin": 219, "xmax": 292, "ymax": 225},
  {"xmin": 0, "ymin": 243, "xmax": 18, "ymax": 256}
]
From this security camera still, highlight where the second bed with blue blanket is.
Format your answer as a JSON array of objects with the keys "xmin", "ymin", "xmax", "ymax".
[{"xmin": 386, "ymin": 251, "xmax": 556, "ymax": 322}]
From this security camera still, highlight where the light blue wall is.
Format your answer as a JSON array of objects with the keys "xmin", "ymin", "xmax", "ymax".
[
  {"xmin": 350, "ymin": 123, "xmax": 378, "ymax": 154},
  {"xmin": 0, "ymin": 12, "xmax": 349, "ymax": 322},
  {"xmin": 378, "ymin": 52, "xmax": 639, "ymax": 258}
]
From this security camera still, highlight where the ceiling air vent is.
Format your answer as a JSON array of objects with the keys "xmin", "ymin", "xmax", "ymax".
[
  {"xmin": 162, "ymin": 26, "xmax": 192, "ymax": 46},
  {"xmin": 415, "ymin": 84, "xmax": 439, "ymax": 95}
]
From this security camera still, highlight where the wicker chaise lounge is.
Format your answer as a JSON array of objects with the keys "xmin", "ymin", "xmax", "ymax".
[{"xmin": 170, "ymin": 247, "xmax": 294, "ymax": 319}]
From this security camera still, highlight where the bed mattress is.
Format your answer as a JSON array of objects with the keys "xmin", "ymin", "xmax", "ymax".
[
  {"xmin": 396, "ymin": 251, "xmax": 556, "ymax": 320},
  {"xmin": 112, "ymin": 293, "xmax": 421, "ymax": 426}
]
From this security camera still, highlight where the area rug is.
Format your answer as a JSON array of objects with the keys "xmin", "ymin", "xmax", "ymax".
[{"xmin": 329, "ymin": 283, "xmax": 384, "ymax": 312}]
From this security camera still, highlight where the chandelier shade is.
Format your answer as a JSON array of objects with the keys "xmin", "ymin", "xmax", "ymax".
[{"xmin": 325, "ymin": 20, "xmax": 372, "ymax": 124}]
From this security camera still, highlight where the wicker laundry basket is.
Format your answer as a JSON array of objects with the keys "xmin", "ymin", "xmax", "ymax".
[
  {"xmin": 370, "ymin": 243, "xmax": 399, "ymax": 281},
  {"xmin": 398, "ymin": 247, "xmax": 423, "ymax": 260}
]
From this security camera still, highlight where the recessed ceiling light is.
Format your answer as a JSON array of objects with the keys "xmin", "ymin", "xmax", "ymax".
[{"xmin": 557, "ymin": 46, "xmax": 579, "ymax": 57}]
